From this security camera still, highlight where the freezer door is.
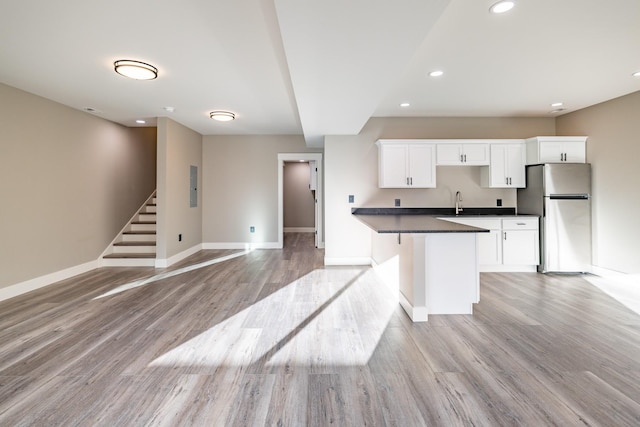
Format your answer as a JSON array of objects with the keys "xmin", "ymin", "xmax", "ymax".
[
  {"xmin": 542, "ymin": 198, "xmax": 592, "ymax": 272},
  {"xmin": 544, "ymin": 163, "xmax": 591, "ymax": 196}
]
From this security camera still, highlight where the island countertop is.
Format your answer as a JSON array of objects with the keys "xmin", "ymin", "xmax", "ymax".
[{"xmin": 353, "ymin": 214, "xmax": 489, "ymax": 234}]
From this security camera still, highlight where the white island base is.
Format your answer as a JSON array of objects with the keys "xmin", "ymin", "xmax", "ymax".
[{"xmin": 398, "ymin": 232, "xmax": 480, "ymax": 322}]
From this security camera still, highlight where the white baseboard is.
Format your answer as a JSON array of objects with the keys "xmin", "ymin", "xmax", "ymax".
[
  {"xmin": 590, "ymin": 265, "xmax": 627, "ymax": 277},
  {"xmin": 399, "ymin": 291, "xmax": 428, "ymax": 322},
  {"xmin": 324, "ymin": 257, "xmax": 372, "ymax": 266},
  {"xmin": 155, "ymin": 243, "xmax": 203, "ymax": 268},
  {"xmin": 479, "ymin": 265, "xmax": 538, "ymax": 272},
  {"xmin": 202, "ymin": 242, "xmax": 280, "ymax": 250},
  {"xmin": 284, "ymin": 227, "xmax": 315, "ymax": 233},
  {"xmin": 0, "ymin": 260, "xmax": 100, "ymax": 303}
]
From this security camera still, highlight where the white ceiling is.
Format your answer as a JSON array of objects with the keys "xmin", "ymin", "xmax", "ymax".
[{"xmin": 1, "ymin": 0, "xmax": 639, "ymax": 147}]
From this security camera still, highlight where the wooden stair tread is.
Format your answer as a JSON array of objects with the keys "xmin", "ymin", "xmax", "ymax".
[
  {"xmin": 103, "ymin": 253, "xmax": 156, "ymax": 259},
  {"xmin": 131, "ymin": 221, "xmax": 156, "ymax": 225},
  {"xmin": 123, "ymin": 230, "xmax": 156, "ymax": 235},
  {"xmin": 114, "ymin": 241, "xmax": 156, "ymax": 246}
]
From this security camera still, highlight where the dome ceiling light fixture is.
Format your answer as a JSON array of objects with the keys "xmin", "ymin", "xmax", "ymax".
[
  {"xmin": 489, "ymin": 1, "xmax": 515, "ymax": 14},
  {"xmin": 209, "ymin": 110, "xmax": 236, "ymax": 122},
  {"xmin": 114, "ymin": 59, "xmax": 158, "ymax": 80}
]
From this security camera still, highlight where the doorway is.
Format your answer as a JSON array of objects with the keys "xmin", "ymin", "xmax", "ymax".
[{"xmin": 277, "ymin": 153, "xmax": 323, "ymax": 249}]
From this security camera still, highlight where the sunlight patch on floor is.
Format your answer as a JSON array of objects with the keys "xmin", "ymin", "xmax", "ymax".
[
  {"xmin": 93, "ymin": 250, "xmax": 252, "ymax": 300},
  {"xmin": 584, "ymin": 273, "xmax": 640, "ymax": 315},
  {"xmin": 147, "ymin": 268, "xmax": 397, "ymax": 369}
]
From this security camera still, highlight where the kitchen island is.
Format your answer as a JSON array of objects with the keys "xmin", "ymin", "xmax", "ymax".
[{"xmin": 353, "ymin": 208, "xmax": 491, "ymax": 322}]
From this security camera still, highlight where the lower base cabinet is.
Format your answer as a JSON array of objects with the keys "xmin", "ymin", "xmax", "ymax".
[{"xmin": 441, "ymin": 216, "xmax": 539, "ymax": 272}]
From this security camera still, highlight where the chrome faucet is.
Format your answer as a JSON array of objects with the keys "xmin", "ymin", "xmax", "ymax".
[{"xmin": 455, "ymin": 191, "xmax": 463, "ymax": 215}]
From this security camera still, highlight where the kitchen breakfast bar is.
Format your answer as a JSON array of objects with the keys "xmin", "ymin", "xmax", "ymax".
[{"xmin": 353, "ymin": 208, "xmax": 492, "ymax": 322}]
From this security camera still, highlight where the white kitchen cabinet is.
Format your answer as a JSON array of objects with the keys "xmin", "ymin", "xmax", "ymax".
[
  {"xmin": 441, "ymin": 216, "xmax": 539, "ymax": 271},
  {"xmin": 377, "ymin": 140, "xmax": 436, "ymax": 188},
  {"xmin": 502, "ymin": 218, "xmax": 539, "ymax": 266},
  {"xmin": 436, "ymin": 143, "xmax": 489, "ymax": 166},
  {"xmin": 443, "ymin": 218, "xmax": 502, "ymax": 265},
  {"xmin": 480, "ymin": 143, "xmax": 526, "ymax": 188},
  {"xmin": 526, "ymin": 136, "xmax": 587, "ymax": 164}
]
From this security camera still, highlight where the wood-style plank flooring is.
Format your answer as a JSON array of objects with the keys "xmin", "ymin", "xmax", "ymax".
[{"xmin": 1, "ymin": 233, "xmax": 640, "ymax": 426}]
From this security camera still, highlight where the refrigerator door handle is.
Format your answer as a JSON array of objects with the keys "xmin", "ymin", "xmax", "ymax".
[{"xmin": 549, "ymin": 194, "xmax": 590, "ymax": 200}]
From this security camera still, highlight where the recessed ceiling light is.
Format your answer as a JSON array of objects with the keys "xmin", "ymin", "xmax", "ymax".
[
  {"xmin": 633, "ymin": 71, "xmax": 640, "ymax": 77},
  {"xmin": 551, "ymin": 102, "xmax": 564, "ymax": 107},
  {"xmin": 163, "ymin": 106, "xmax": 175, "ymax": 112},
  {"xmin": 489, "ymin": 1, "xmax": 515, "ymax": 14},
  {"xmin": 136, "ymin": 120, "xmax": 146, "ymax": 124},
  {"xmin": 114, "ymin": 60, "xmax": 158, "ymax": 80},
  {"xmin": 429, "ymin": 70, "xmax": 444, "ymax": 77},
  {"xmin": 400, "ymin": 103, "xmax": 410, "ymax": 107},
  {"xmin": 550, "ymin": 108, "xmax": 566, "ymax": 114},
  {"xmin": 209, "ymin": 110, "xmax": 236, "ymax": 122}
]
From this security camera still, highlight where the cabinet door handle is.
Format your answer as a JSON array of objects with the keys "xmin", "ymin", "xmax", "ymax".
[
  {"xmin": 464, "ymin": 154, "xmax": 467, "ymax": 162},
  {"xmin": 406, "ymin": 177, "xmax": 409, "ymax": 185},
  {"xmin": 460, "ymin": 154, "xmax": 464, "ymax": 162},
  {"xmin": 410, "ymin": 177, "xmax": 413, "ymax": 185},
  {"xmin": 504, "ymin": 231, "xmax": 507, "ymax": 240},
  {"xmin": 509, "ymin": 177, "xmax": 512, "ymax": 185},
  {"xmin": 560, "ymin": 153, "xmax": 564, "ymax": 161},
  {"xmin": 506, "ymin": 177, "xmax": 509, "ymax": 185}
]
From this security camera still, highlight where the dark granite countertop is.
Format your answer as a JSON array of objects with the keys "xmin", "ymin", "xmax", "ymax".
[
  {"xmin": 353, "ymin": 214, "xmax": 489, "ymax": 234},
  {"xmin": 351, "ymin": 206, "xmax": 538, "ymax": 234},
  {"xmin": 351, "ymin": 207, "xmax": 517, "ymax": 216}
]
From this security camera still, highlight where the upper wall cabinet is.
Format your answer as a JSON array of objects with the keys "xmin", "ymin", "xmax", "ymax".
[
  {"xmin": 376, "ymin": 140, "xmax": 436, "ymax": 188},
  {"xmin": 436, "ymin": 142, "xmax": 489, "ymax": 166},
  {"xmin": 526, "ymin": 136, "xmax": 587, "ymax": 164},
  {"xmin": 481, "ymin": 142, "xmax": 526, "ymax": 188}
]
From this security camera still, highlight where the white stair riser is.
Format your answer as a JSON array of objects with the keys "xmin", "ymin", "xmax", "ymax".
[
  {"xmin": 138, "ymin": 214, "xmax": 156, "ymax": 222},
  {"xmin": 130, "ymin": 223, "xmax": 156, "ymax": 232},
  {"xmin": 112, "ymin": 246, "xmax": 156, "ymax": 254},
  {"xmin": 102, "ymin": 258, "xmax": 156, "ymax": 267},
  {"xmin": 143, "ymin": 205, "xmax": 157, "ymax": 213},
  {"xmin": 122, "ymin": 234, "xmax": 156, "ymax": 242}
]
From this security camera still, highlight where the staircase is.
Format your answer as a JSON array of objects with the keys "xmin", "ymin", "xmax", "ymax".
[{"xmin": 102, "ymin": 192, "xmax": 157, "ymax": 267}]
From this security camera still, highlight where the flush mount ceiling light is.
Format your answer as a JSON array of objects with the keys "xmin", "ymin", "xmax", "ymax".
[
  {"xmin": 209, "ymin": 110, "xmax": 236, "ymax": 122},
  {"xmin": 136, "ymin": 120, "xmax": 146, "ymax": 124},
  {"xmin": 114, "ymin": 60, "xmax": 158, "ymax": 80},
  {"xmin": 429, "ymin": 70, "xmax": 444, "ymax": 77},
  {"xmin": 633, "ymin": 71, "xmax": 640, "ymax": 77},
  {"xmin": 400, "ymin": 102, "xmax": 411, "ymax": 107},
  {"xmin": 551, "ymin": 102, "xmax": 564, "ymax": 107},
  {"xmin": 489, "ymin": 1, "xmax": 515, "ymax": 14}
]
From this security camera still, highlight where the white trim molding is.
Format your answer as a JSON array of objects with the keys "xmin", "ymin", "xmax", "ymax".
[
  {"xmin": 399, "ymin": 291, "xmax": 428, "ymax": 322},
  {"xmin": 324, "ymin": 256, "xmax": 372, "ymax": 266},
  {"xmin": 0, "ymin": 260, "xmax": 100, "ymax": 303},
  {"xmin": 202, "ymin": 242, "xmax": 280, "ymax": 250},
  {"xmin": 155, "ymin": 243, "xmax": 203, "ymax": 268}
]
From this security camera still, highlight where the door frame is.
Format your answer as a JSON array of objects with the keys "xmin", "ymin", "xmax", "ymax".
[{"xmin": 278, "ymin": 153, "xmax": 324, "ymax": 249}]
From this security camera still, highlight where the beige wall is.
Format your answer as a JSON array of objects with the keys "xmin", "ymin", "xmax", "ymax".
[
  {"xmin": 0, "ymin": 83, "xmax": 156, "ymax": 289},
  {"xmin": 156, "ymin": 118, "xmax": 203, "ymax": 261},
  {"xmin": 325, "ymin": 116, "xmax": 556, "ymax": 263},
  {"xmin": 284, "ymin": 162, "xmax": 315, "ymax": 229},
  {"xmin": 202, "ymin": 135, "xmax": 318, "ymax": 244},
  {"xmin": 556, "ymin": 90, "xmax": 640, "ymax": 273}
]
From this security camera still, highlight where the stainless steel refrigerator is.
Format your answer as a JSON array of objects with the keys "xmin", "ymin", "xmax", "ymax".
[{"xmin": 517, "ymin": 163, "xmax": 592, "ymax": 273}]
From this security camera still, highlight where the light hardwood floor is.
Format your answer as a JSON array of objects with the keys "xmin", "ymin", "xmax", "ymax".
[{"xmin": 1, "ymin": 233, "xmax": 640, "ymax": 426}]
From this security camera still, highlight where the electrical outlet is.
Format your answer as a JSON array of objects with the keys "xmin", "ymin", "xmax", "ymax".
[
  {"xmin": 348, "ymin": 195, "xmax": 354, "ymax": 203},
  {"xmin": 178, "ymin": 234, "xmax": 182, "ymax": 241},
  {"xmin": 496, "ymin": 199, "xmax": 502, "ymax": 207},
  {"xmin": 395, "ymin": 199, "xmax": 401, "ymax": 207},
  {"xmin": 250, "ymin": 226, "xmax": 255, "ymax": 233}
]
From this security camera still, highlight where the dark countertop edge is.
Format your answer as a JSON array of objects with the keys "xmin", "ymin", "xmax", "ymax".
[
  {"xmin": 352, "ymin": 214, "xmax": 490, "ymax": 234},
  {"xmin": 352, "ymin": 207, "xmax": 517, "ymax": 216}
]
